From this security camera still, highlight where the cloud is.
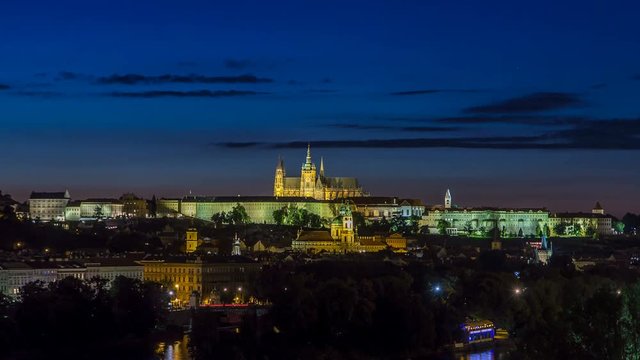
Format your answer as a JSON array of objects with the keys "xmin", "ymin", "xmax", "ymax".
[
  {"xmin": 108, "ymin": 90, "xmax": 266, "ymax": 98},
  {"xmin": 390, "ymin": 89, "xmax": 480, "ymax": 96},
  {"xmin": 632, "ymin": 74, "xmax": 640, "ymax": 80},
  {"xmin": 0, "ymin": 84, "xmax": 10, "ymax": 90},
  {"xmin": 435, "ymin": 115, "xmax": 583, "ymax": 126},
  {"xmin": 326, "ymin": 123, "xmax": 458, "ymax": 132},
  {"xmin": 96, "ymin": 73, "xmax": 273, "ymax": 85},
  {"xmin": 12, "ymin": 91, "xmax": 64, "ymax": 98},
  {"xmin": 224, "ymin": 59, "xmax": 254, "ymax": 70},
  {"xmin": 464, "ymin": 92, "xmax": 583, "ymax": 114},
  {"xmin": 56, "ymin": 71, "xmax": 93, "ymax": 81},
  {"xmin": 218, "ymin": 118, "xmax": 640, "ymax": 150}
]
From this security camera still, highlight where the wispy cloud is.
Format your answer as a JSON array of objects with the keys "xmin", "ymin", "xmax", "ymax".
[
  {"xmin": 224, "ymin": 59, "xmax": 254, "ymax": 70},
  {"xmin": 108, "ymin": 90, "xmax": 266, "ymax": 98},
  {"xmin": 11, "ymin": 91, "xmax": 65, "ymax": 98},
  {"xmin": 97, "ymin": 73, "xmax": 273, "ymax": 85},
  {"xmin": 435, "ymin": 115, "xmax": 583, "ymax": 126},
  {"xmin": 218, "ymin": 118, "xmax": 640, "ymax": 150},
  {"xmin": 0, "ymin": 84, "xmax": 10, "ymax": 90},
  {"xmin": 326, "ymin": 123, "xmax": 459, "ymax": 132},
  {"xmin": 56, "ymin": 71, "xmax": 93, "ymax": 81},
  {"xmin": 464, "ymin": 92, "xmax": 583, "ymax": 114},
  {"xmin": 390, "ymin": 89, "xmax": 480, "ymax": 96}
]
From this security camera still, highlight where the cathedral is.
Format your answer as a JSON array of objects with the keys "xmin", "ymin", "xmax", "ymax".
[{"xmin": 273, "ymin": 145, "xmax": 367, "ymax": 200}]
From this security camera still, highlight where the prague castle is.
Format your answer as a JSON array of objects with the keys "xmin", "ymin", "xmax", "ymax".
[{"xmin": 274, "ymin": 145, "xmax": 366, "ymax": 200}]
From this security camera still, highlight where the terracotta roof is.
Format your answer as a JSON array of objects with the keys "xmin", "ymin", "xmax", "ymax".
[{"xmin": 297, "ymin": 230, "xmax": 334, "ymax": 242}]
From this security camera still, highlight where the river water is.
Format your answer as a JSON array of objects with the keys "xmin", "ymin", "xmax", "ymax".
[
  {"xmin": 154, "ymin": 337, "xmax": 507, "ymax": 360},
  {"xmin": 155, "ymin": 336, "xmax": 191, "ymax": 360}
]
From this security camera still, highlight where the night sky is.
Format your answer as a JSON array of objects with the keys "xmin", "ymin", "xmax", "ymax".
[{"xmin": 1, "ymin": 0, "xmax": 639, "ymax": 216}]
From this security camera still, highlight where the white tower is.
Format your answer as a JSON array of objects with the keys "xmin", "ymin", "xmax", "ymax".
[
  {"xmin": 445, "ymin": 189, "xmax": 452, "ymax": 209},
  {"xmin": 231, "ymin": 233, "xmax": 241, "ymax": 256}
]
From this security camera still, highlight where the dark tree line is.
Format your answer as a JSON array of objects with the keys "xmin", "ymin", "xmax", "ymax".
[{"xmin": 0, "ymin": 276, "xmax": 168, "ymax": 359}]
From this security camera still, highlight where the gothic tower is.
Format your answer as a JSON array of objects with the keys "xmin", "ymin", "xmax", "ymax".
[
  {"xmin": 274, "ymin": 157, "xmax": 285, "ymax": 197},
  {"xmin": 445, "ymin": 189, "xmax": 452, "ymax": 209},
  {"xmin": 300, "ymin": 144, "xmax": 317, "ymax": 198}
]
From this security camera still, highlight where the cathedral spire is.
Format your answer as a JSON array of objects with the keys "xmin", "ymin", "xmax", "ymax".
[
  {"xmin": 320, "ymin": 156, "xmax": 325, "ymax": 177},
  {"xmin": 276, "ymin": 155, "xmax": 284, "ymax": 170},
  {"xmin": 305, "ymin": 143, "xmax": 312, "ymax": 164}
]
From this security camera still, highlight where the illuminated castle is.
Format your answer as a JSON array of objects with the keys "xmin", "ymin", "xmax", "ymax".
[{"xmin": 273, "ymin": 144, "xmax": 366, "ymax": 200}]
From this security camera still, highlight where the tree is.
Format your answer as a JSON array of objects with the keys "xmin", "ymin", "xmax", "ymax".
[
  {"xmin": 94, "ymin": 205, "xmax": 104, "ymax": 220},
  {"xmin": 211, "ymin": 212, "xmax": 228, "ymax": 227},
  {"xmin": 437, "ymin": 220, "xmax": 450, "ymax": 235},
  {"xmin": 149, "ymin": 195, "xmax": 157, "ymax": 217},
  {"xmin": 228, "ymin": 203, "xmax": 250, "ymax": 225},
  {"xmin": 554, "ymin": 223, "xmax": 567, "ymax": 236},
  {"xmin": 463, "ymin": 221, "xmax": 473, "ymax": 235},
  {"xmin": 273, "ymin": 207, "xmax": 286, "ymax": 225},
  {"xmin": 613, "ymin": 221, "xmax": 625, "ymax": 234},
  {"xmin": 352, "ymin": 211, "xmax": 366, "ymax": 230}
]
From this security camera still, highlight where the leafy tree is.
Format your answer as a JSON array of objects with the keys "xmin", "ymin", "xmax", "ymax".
[
  {"xmin": 94, "ymin": 205, "xmax": 104, "ymax": 219},
  {"xmin": 211, "ymin": 212, "xmax": 228, "ymax": 227},
  {"xmin": 149, "ymin": 195, "xmax": 157, "ymax": 217},
  {"xmin": 463, "ymin": 221, "xmax": 473, "ymax": 235},
  {"xmin": 437, "ymin": 220, "xmax": 451, "ymax": 235},
  {"xmin": 273, "ymin": 207, "xmax": 286, "ymax": 225},
  {"xmin": 228, "ymin": 203, "xmax": 250, "ymax": 225},
  {"xmin": 554, "ymin": 223, "xmax": 567, "ymax": 236},
  {"xmin": 352, "ymin": 211, "xmax": 366, "ymax": 230},
  {"xmin": 613, "ymin": 221, "xmax": 625, "ymax": 234}
]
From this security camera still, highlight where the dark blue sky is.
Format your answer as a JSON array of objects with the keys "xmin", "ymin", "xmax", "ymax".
[{"xmin": 1, "ymin": 0, "xmax": 639, "ymax": 215}]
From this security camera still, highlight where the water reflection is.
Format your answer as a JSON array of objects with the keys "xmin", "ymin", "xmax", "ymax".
[
  {"xmin": 460, "ymin": 349, "xmax": 495, "ymax": 360},
  {"xmin": 155, "ymin": 336, "xmax": 191, "ymax": 360}
]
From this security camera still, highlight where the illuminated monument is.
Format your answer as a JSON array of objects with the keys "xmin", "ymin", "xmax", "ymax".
[{"xmin": 274, "ymin": 144, "xmax": 366, "ymax": 200}]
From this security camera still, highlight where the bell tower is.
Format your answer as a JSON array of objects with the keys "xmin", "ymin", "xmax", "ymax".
[
  {"xmin": 445, "ymin": 189, "xmax": 452, "ymax": 209},
  {"xmin": 274, "ymin": 157, "xmax": 285, "ymax": 197}
]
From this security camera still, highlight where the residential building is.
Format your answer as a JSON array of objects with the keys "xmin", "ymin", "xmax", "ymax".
[
  {"xmin": 139, "ymin": 255, "xmax": 261, "ymax": 305},
  {"xmin": 120, "ymin": 193, "xmax": 148, "ymax": 218}
]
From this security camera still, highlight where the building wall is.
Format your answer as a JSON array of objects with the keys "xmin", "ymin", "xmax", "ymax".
[
  {"xmin": 194, "ymin": 200, "xmax": 336, "ymax": 223},
  {"xmin": 157, "ymin": 199, "xmax": 181, "ymax": 217},
  {"xmin": 80, "ymin": 202, "xmax": 124, "ymax": 218},
  {"xmin": 29, "ymin": 198, "xmax": 69, "ymax": 221},
  {"xmin": 141, "ymin": 260, "xmax": 261, "ymax": 305},
  {"xmin": 423, "ymin": 209, "xmax": 549, "ymax": 237}
]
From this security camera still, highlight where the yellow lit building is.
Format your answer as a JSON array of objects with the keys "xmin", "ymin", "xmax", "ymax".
[
  {"xmin": 292, "ymin": 203, "xmax": 389, "ymax": 253},
  {"xmin": 139, "ymin": 255, "xmax": 261, "ymax": 305},
  {"xmin": 274, "ymin": 145, "xmax": 367, "ymax": 200},
  {"xmin": 185, "ymin": 228, "xmax": 201, "ymax": 253}
]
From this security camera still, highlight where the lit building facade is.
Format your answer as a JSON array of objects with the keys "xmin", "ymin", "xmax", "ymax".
[
  {"xmin": 28, "ymin": 190, "xmax": 70, "ymax": 221},
  {"xmin": 548, "ymin": 203, "xmax": 613, "ymax": 236},
  {"xmin": 423, "ymin": 207, "xmax": 549, "ymax": 237},
  {"xmin": 139, "ymin": 255, "xmax": 261, "ymax": 305},
  {"xmin": 120, "ymin": 193, "xmax": 148, "ymax": 218},
  {"xmin": 291, "ymin": 203, "xmax": 390, "ymax": 253},
  {"xmin": 0, "ymin": 260, "xmax": 142, "ymax": 298},
  {"xmin": 64, "ymin": 199, "xmax": 124, "ymax": 220},
  {"xmin": 423, "ymin": 189, "xmax": 549, "ymax": 236},
  {"xmin": 273, "ymin": 145, "xmax": 367, "ymax": 200}
]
